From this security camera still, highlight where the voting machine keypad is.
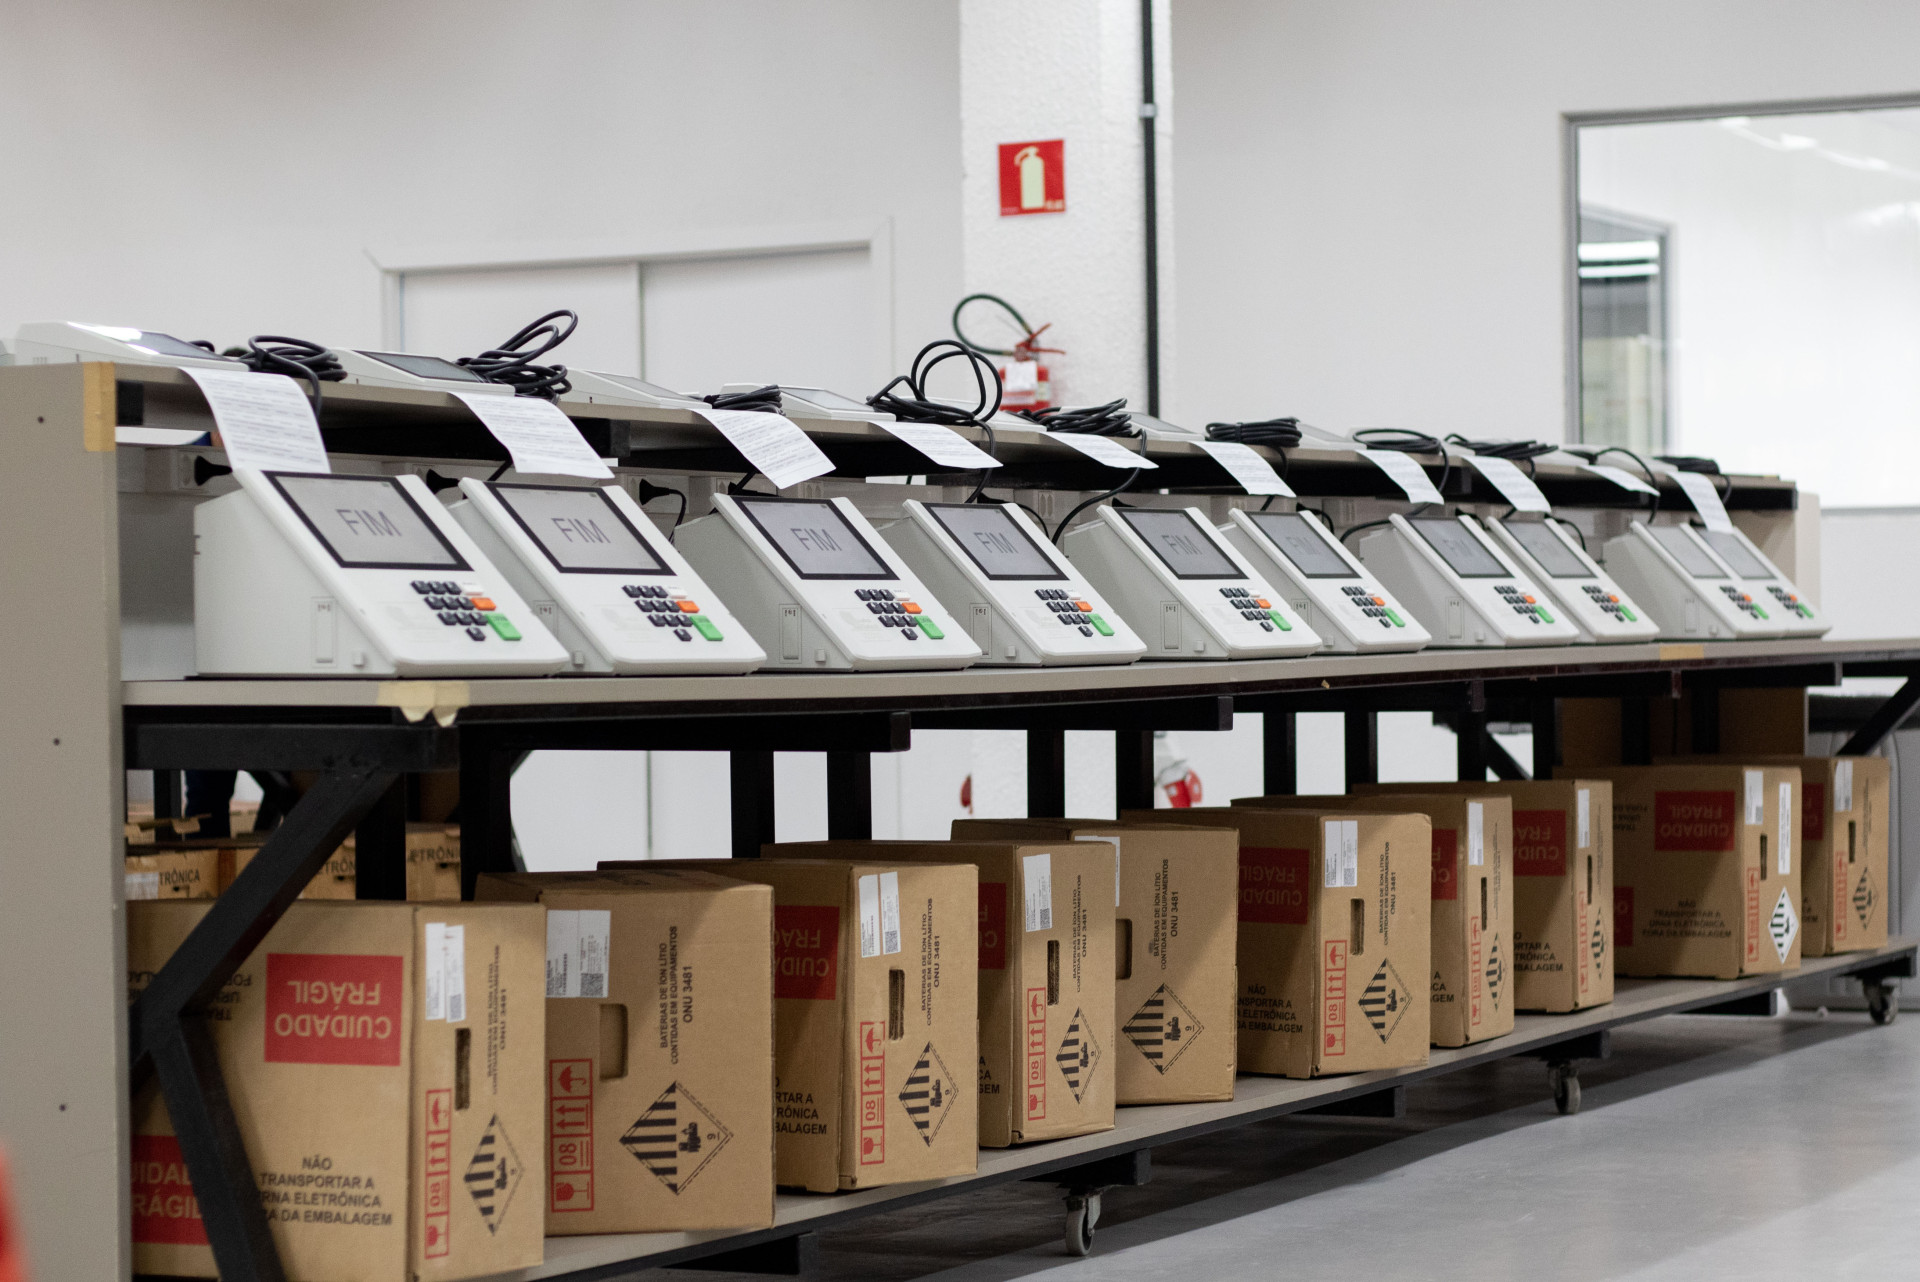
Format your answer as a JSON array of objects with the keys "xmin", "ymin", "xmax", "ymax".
[
  {"xmin": 1217, "ymin": 586, "xmax": 1292, "ymax": 634},
  {"xmin": 1034, "ymin": 587, "xmax": 1114, "ymax": 638},
  {"xmin": 1493, "ymin": 584, "xmax": 1557, "ymax": 626},
  {"xmin": 410, "ymin": 579, "xmax": 522, "ymax": 643},
  {"xmin": 1579, "ymin": 582, "xmax": 1640, "ymax": 623},
  {"xmin": 1337, "ymin": 583, "xmax": 1408, "ymax": 630},
  {"xmin": 622, "ymin": 582, "xmax": 723, "ymax": 643},
  {"xmin": 855, "ymin": 587, "xmax": 946, "ymax": 642}
]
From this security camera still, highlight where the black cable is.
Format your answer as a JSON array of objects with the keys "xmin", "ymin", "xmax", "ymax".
[
  {"xmin": 636, "ymin": 478, "xmax": 688, "ymax": 529},
  {"xmin": 726, "ymin": 469, "xmax": 776, "ymax": 498},
  {"xmin": 703, "ymin": 385, "xmax": 783, "ymax": 414},
  {"xmin": 457, "ymin": 310, "xmax": 577, "ymax": 399},
  {"xmin": 1206, "ymin": 417, "xmax": 1302, "ymax": 448},
  {"xmin": 237, "ymin": 335, "xmax": 345, "ymax": 416},
  {"xmin": 1576, "ymin": 445, "xmax": 1663, "ymax": 517},
  {"xmin": 1022, "ymin": 399, "xmax": 1136, "ymax": 437},
  {"xmin": 1655, "ymin": 454, "xmax": 1720, "ymax": 474},
  {"xmin": 1354, "ymin": 427, "xmax": 1450, "ymax": 508},
  {"xmin": 1052, "ymin": 470, "xmax": 1142, "ymax": 543},
  {"xmin": 1338, "ymin": 517, "xmax": 1395, "ymax": 549},
  {"xmin": 1445, "ymin": 433, "xmax": 1555, "ymax": 461},
  {"xmin": 867, "ymin": 339, "xmax": 1005, "ymax": 502}
]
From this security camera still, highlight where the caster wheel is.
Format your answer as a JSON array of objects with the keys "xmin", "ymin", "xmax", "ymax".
[
  {"xmin": 1550, "ymin": 1062, "xmax": 1581, "ymax": 1115},
  {"xmin": 1868, "ymin": 982, "xmax": 1898, "ymax": 1026},
  {"xmin": 1063, "ymin": 1191, "xmax": 1101, "ymax": 1256}
]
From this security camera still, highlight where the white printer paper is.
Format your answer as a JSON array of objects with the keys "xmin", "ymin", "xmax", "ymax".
[
  {"xmin": 1357, "ymin": 448, "xmax": 1444, "ymax": 505},
  {"xmin": 452, "ymin": 390, "xmax": 612, "ymax": 480},
  {"xmin": 874, "ymin": 419, "xmax": 1002, "ymax": 471},
  {"xmin": 185, "ymin": 368, "xmax": 330, "ymax": 473},
  {"xmin": 1197, "ymin": 441, "xmax": 1295, "ymax": 497},
  {"xmin": 1467, "ymin": 454, "xmax": 1551, "ymax": 513},
  {"xmin": 1579, "ymin": 463, "xmax": 1659, "ymax": 497},
  {"xmin": 1672, "ymin": 470, "xmax": 1735, "ymax": 533},
  {"xmin": 1048, "ymin": 432, "xmax": 1161, "ymax": 471},
  {"xmin": 698, "ymin": 407, "xmax": 834, "ymax": 489}
]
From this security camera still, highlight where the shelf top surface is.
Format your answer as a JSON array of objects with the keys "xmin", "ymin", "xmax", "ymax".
[{"xmin": 121, "ymin": 636, "xmax": 1920, "ymax": 719}]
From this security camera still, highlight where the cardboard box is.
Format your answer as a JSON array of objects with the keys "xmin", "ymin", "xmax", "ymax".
[
  {"xmin": 1560, "ymin": 764, "xmax": 1802, "ymax": 978},
  {"xmin": 1238, "ymin": 794, "xmax": 1513, "ymax": 1048},
  {"xmin": 951, "ymin": 818, "xmax": 1238, "ymax": 1104},
  {"xmin": 125, "ymin": 845, "xmax": 223, "ymax": 901},
  {"xmin": 407, "ymin": 825, "xmax": 463, "ymax": 902},
  {"xmin": 762, "ymin": 840, "xmax": 1113, "ymax": 1148},
  {"xmin": 1128, "ymin": 808, "xmax": 1430, "ymax": 1078},
  {"xmin": 222, "ymin": 839, "xmax": 356, "ymax": 900},
  {"xmin": 474, "ymin": 869, "xmax": 776, "ymax": 1231},
  {"xmin": 1660, "ymin": 756, "xmax": 1889, "ymax": 956},
  {"xmin": 605, "ymin": 856, "xmax": 980, "ymax": 1185},
  {"xmin": 127, "ymin": 900, "xmax": 547, "ymax": 1281},
  {"xmin": 1354, "ymin": 781, "xmax": 1615, "ymax": 1013}
]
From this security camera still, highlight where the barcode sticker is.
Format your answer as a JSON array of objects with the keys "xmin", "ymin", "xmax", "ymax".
[
  {"xmin": 424, "ymin": 922, "xmax": 446, "ymax": 1021},
  {"xmin": 443, "ymin": 925, "xmax": 466, "ymax": 1023},
  {"xmin": 1745, "ymin": 770, "xmax": 1765, "ymax": 825},
  {"xmin": 1577, "ymin": 788, "xmax": 1591, "ymax": 848},
  {"xmin": 1778, "ymin": 782, "xmax": 1793, "ymax": 876},
  {"xmin": 1325, "ymin": 820, "xmax": 1359, "ymax": 888},
  {"xmin": 1836, "ymin": 760, "xmax": 1855, "ymax": 813},
  {"xmin": 546, "ymin": 910, "xmax": 612, "ymax": 998},
  {"xmin": 125, "ymin": 871, "xmax": 160, "ymax": 901},
  {"xmin": 1468, "ymin": 802, "xmax": 1486, "ymax": 866},
  {"xmin": 1023, "ymin": 853, "xmax": 1054, "ymax": 931},
  {"xmin": 858, "ymin": 874, "xmax": 902, "ymax": 957},
  {"xmin": 1075, "ymin": 834, "xmax": 1123, "ymax": 905},
  {"xmin": 880, "ymin": 871, "xmax": 901, "ymax": 955}
]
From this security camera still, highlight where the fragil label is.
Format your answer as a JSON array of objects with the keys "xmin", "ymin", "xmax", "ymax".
[
  {"xmin": 1239, "ymin": 847, "xmax": 1311, "ymax": 924},
  {"xmin": 265, "ymin": 953, "xmax": 404, "ymax": 1066},
  {"xmin": 1653, "ymin": 791, "xmax": 1737, "ymax": 852},
  {"xmin": 1513, "ymin": 809, "xmax": 1568, "ymax": 877},
  {"xmin": 131, "ymin": 1134, "xmax": 208, "ymax": 1245},
  {"xmin": 773, "ymin": 905, "xmax": 840, "ymax": 1001}
]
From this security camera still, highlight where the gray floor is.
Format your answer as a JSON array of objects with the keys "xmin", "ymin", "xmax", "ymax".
[{"xmin": 652, "ymin": 1008, "xmax": 1920, "ymax": 1281}]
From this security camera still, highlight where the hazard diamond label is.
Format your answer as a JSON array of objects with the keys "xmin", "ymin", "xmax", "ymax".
[
  {"xmin": 1054, "ymin": 1008, "xmax": 1102, "ymax": 1103},
  {"xmin": 899, "ymin": 1042, "xmax": 959, "ymax": 1146},
  {"xmin": 1485, "ymin": 937, "xmax": 1505, "ymax": 1008},
  {"xmin": 1358, "ymin": 959, "xmax": 1412, "ymax": 1043},
  {"xmin": 464, "ymin": 1115, "xmax": 525, "ymax": 1235},
  {"xmin": 619, "ymin": 1081, "xmax": 732, "ymax": 1195},
  {"xmin": 1592, "ymin": 916, "xmax": 1607, "ymax": 963},
  {"xmin": 1855, "ymin": 869, "xmax": 1878, "ymax": 928},
  {"xmin": 1122, "ymin": 983, "xmax": 1204, "ymax": 1075},
  {"xmin": 1770, "ymin": 886, "xmax": 1800, "ymax": 962}
]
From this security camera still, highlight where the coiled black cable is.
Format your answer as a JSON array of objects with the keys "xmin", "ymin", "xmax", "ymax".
[
  {"xmin": 1566, "ymin": 445, "xmax": 1663, "ymax": 516},
  {"xmin": 1446, "ymin": 434, "xmax": 1555, "ymax": 461},
  {"xmin": 1021, "ymin": 399, "xmax": 1136, "ymax": 437},
  {"xmin": 236, "ymin": 336, "xmax": 346, "ymax": 416},
  {"xmin": 1353, "ymin": 427, "xmax": 1450, "ymax": 506},
  {"xmin": 701, "ymin": 385, "xmax": 783, "ymax": 414},
  {"xmin": 1052, "ymin": 470, "xmax": 1142, "ymax": 544},
  {"xmin": 457, "ymin": 310, "xmax": 577, "ymax": 399},
  {"xmin": 867, "ymin": 339, "xmax": 1005, "ymax": 502},
  {"xmin": 1205, "ymin": 417, "xmax": 1303, "ymax": 448},
  {"xmin": 1655, "ymin": 454, "xmax": 1720, "ymax": 474}
]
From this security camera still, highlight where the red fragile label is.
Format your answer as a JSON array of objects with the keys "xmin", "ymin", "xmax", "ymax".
[
  {"xmin": 424, "ymin": 1088, "xmax": 451, "ymax": 1258},
  {"xmin": 1239, "ymin": 848, "xmax": 1311, "ymax": 924},
  {"xmin": 131, "ymin": 1135, "xmax": 207, "ymax": 1245},
  {"xmin": 1431, "ymin": 829, "xmax": 1459, "ymax": 901},
  {"xmin": 1614, "ymin": 886, "xmax": 1634, "ymax": 948},
  {"xmin": 1803, "ymin": 782, "xmax": 1826, "ymax": 842},
  {"xmin": 1653, "ymin": 791, "xmax": 1737, "ymax": 852},
  {"xmin": 998, "ymin": 139, "xmax": 1066, "ymax": 215},
  {"xmin": 1322, "ymin": 939, "xmax": 1347, "ymax": 1057},
  {"xmin": 265, "ymin": 953, "xmax": 403, "ymax": 1066},
  {"xmin": 859, "ymin": 1021, "xmax": 886, "ymax": 1165},
  {"xmin": 1024, "ymin": 987, "xmax": 1048, "ymax": 1120},
  {"xmin": 979, "ymin": 883, "xmax": 1009, "ymax": 971},
  {"xmin": 1513, "ymin": 809, "xmax": 1568, "ymax": 877},
  {"xmin": 549, "ymin": 1059, "xmax": 594, "ymax": 1213},
  {"xmin": 774, "ymin": 905, "xmax": 840, "ymax": 1001}
]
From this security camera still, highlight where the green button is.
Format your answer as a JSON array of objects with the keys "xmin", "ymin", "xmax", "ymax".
[
  {"xmin": 690, "ymin": 615, "xmax": 722, "ymax": 641},
  {"xmin": 1798, "ymin": 604, "xmax": 1815, "ymax": 619},
  {"xmin": 1534, "ymin": 606, "xmax": 1556, "ymax": 624},
  {"xmin": 1267, "ymin": 609, "xmax": 1291, "ymax": 632},
  {"xmin": 915, "ymin": 614, "xmax": 945, "ymax": 640},
  {"xmin": 1752, "ymin": 603, "xmax": 1770, "ymax": 619},
  {"xmin": 1384, "ymin": 607, "xmax": 1406, "ymax": 628},
  {"xmin": 486, "ymin": 613, "xmax": 522, "ymax": 641},
  {"xmin": 1619, "ymin": 605, "xmax": 1638, "ymax": 622},
  {"xmin": 1088, "ymin": 614, "xmax": 1114, "ymax": 637}
]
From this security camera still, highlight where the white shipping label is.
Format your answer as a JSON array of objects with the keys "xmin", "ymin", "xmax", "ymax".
[
  {"xmin": 1075, "ymin": 834, "xmax": 1123, "ymax": 905},
  {"xmin": 1325, "ymin": 820, "xmax": 1360, "ymax": 888},
  {"xmin": 125, "ymin": 871, "xmax": 160, "ymax": 901},
  {"xmin": 452, "ymin": 390, "xmax": 612, "ymax": 480},
  {"xmin": 442, "ymin": 924, "xmax": 466, "ymax": 1023},
  {"xmin": 1048, "ymin": 432, "xmax": 1161, "ymax": 471},
  {"xmin": 1466, "ymin": 454, "xmax": 1551, "ymax": 513},
  {"xmin": 1745, "ymin": 770, "xmax": 1765, "ymax": 825},
  {"xmin": 874, "ymin": 419, "xmax": 1002, "ymax": 470},
  {"xmin": 1577, "ymin": 788, "xmax": 1592, "ymax": 848},
  {"xmin": 697, "ymin": 407, "xmax": 834, "ymax": 489},
  {"xmin": 1579, "ymin": 463, "xmax": 1659, "ymax": 497},
  {"xmin": 1022, "ymin": 853, "xmax": 1054, "ymax": 931},
  {"xmin": 1673, "ymin": 471, "xmax": 1735, "ymax": 533},
  {"xmin": 1778, "ymin": 782, "xmax": 1793, "ymax": 875},
  {"xmin": 857, "ymin": 873, "xmax": 904, "ymax": 958},
  {"xmin": 185, "ymin": 368, "xmax": 330, "ymax": 473},
  {"xmin": 879, "ymin": 871, "xmax": 901, "ymax": 955},
  {"xmin": 1357, "ymin": 448, "xmax": 1444, "ymax": 505},
  {"xmin": 545, "ymin": 909, "xmax": 612, "ymax": 998},
  {"xmin": 1197, "ymin": 440, "xmax": 1295, "ymax": 497},
  {"xmin": 1836, "ymin": 759, "xmax": 1855, "ymax": 813},
  {"xmin": 424, "ymin": 921, "xmax": 446, "ymax": 1021},
  {"xmin": 1468, "ymin": 802, "xmax": 1486, "ymax": 866}
]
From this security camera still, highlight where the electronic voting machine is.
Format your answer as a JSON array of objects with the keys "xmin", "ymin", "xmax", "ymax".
[
  {"xmin": 1220, "ymin": 508, "xmax": 1428, "ymax": 653},
  {"xmin": 1599, "ymin": 521, "xmax": 1789, "ymax": 640},
  {"xmin": 1356, "ymin": 514, "xmax": 1580, "ymax": 648},
  {"xmin": 1483, "ymin": 516, "xmax": 1661, "ymax": 644}
]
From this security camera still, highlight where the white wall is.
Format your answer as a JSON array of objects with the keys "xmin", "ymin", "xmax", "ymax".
[
  {"xmin": 0, "ymin": 0, "xmax": 963, "ymax": 367},
  {"xmin": 1169, "ymin": 1, "xmax": 1920, "ymax": 443}
]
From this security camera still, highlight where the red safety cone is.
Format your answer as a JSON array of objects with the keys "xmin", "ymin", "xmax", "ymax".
[{"xmin": 0, "ymin": 1148, "xmax": 28, "ymax": 1282}]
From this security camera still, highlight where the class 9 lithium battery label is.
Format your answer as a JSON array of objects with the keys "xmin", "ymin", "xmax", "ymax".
[
  {"xmin": 1325, "ymin": 820, "xmax": 1359, "ymax": 888},
  {"xmin": 1745, "ymin": 770, "xmax": 1764, "ymax": 825},
  {"xmin": 1836, "ymin": 760, "xmax": 1855, "ymax": 813},
  {"xmin": 1022, "ymin": 853, "xmax": 1054, "ymax": 931},
  {"xmin": 1075, "ymin": 834, "xmax": 1122, "ymax": 905},
  {"xmin": 1778, "ymin": 782, "xmax": 1793, "ymax": 875},
  {"xmin": 1577, "ymin": 788, "xmax": 1591, "ymax": 848}
]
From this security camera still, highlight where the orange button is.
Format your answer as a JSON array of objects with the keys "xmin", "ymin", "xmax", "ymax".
[
  {"xmin": 902, "ymin": 602, "xmax": 923, "ymax": 614},
  {"xmin": 468, "ymin": 597, "xmax": 497, "ymax": 611},
  {"xmin": 1522, "ymin": 595, "xmax": 1536, "ymax": 604},
  {"xmin": 1074, "ymin": 600, "xmax": 1093, "ymax": 612},
  {"xmin": 1254, "ymin": 598, "xmax": 1271, "ymax": 609},
  {"xmin": 1607, "ymin": 594, "xmax": 1619, "ymax": 603},
  {"xmin": 677, "ymin": 600, "xmax": 699, "ymax": 613},
  {"xmin": 1371, "ymin": 596, "xmax": 1385, "ymax": 607}
]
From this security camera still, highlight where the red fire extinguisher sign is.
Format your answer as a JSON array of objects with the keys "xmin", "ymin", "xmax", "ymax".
[{"xmin": 998, "ymin": 140, "xmax": 1066, "ymax": 216}]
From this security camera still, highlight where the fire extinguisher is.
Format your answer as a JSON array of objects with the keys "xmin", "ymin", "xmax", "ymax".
[
  {"xmin": 952, "ymin": 292, "xmax": 1063, "ymax": 412},
  {"xmin": 1153, "ymin": 731, "xmax": 1203, "ymax": 809}
]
